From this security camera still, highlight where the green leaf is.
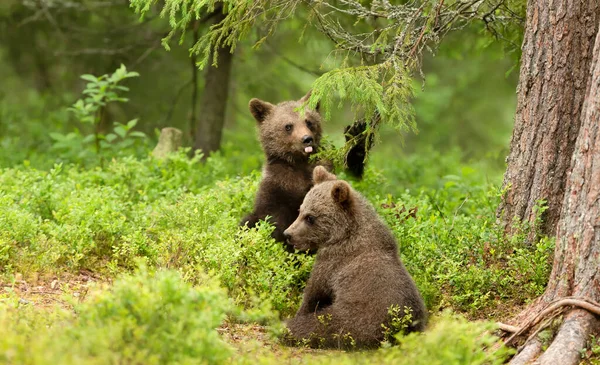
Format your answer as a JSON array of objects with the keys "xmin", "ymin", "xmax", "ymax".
[
  {"xmin": 80, "ymin": 74, "xmax": 98, "ymax": 82},
  {"xmin": 49, "ymin": 133, "xmax": 66, "ymax": 141},
  {"xmin": 81, "ymin": 116, "xmax": 95, "ymax": 124},
  {"xmin": 117, "ymin": 138, "xmax": 134, "ymax": 148},
  {"xmin": 105, "ymin": 133, "xmax": 117, "ymax": 143},
  {"xmin": 505, "ymin": 64, "xmax": 518, "ymax": 78},
  {"xmin": 82, "ymin": 135, "xmax": 95, "ymax": 144},
  {"xmin": 129, "ymin": 131, "xmax": 146, "ymax": 138},
  {"xmin": 114, "ymin": 126, "xmax": 127, "ymax": 139},
  {"xmin": 127, "ymin": 119, "xmax": 138, "ymax": 129},
  {"xmin": 105, "ymin": 92, "xmax": 119, "ymax": 100}
]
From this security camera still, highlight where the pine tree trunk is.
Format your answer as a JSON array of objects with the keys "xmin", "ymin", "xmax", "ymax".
[
  {"xmin": 508, "ymin": 18, "xmax": 600, "ymax": 365},
  {"xmin": 497, "ymin": 0, "xmax": 600, "ymax": 242},
  {"xmin": 192, "ymin": 11, "xmax": 233, "ymax": 158}
]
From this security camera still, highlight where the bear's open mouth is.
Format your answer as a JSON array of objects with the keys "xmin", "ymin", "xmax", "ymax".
[{"xmin": 304, "ymin": 146, "xmax": 313, "ymax": 153}]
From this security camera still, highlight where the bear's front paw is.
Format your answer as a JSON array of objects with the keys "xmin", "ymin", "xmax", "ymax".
[
  {"xmin": 344, "ymin": 120, "xmax": 368, "ymax": 143},
  {"xmin": 343, "ymin": 120, "xmax": 373, "ymax": 179}
]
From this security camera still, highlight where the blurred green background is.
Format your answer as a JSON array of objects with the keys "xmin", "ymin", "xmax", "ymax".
[{"xmin": 0, "ymin": 0, "xmax": 517, "ymax": 181}]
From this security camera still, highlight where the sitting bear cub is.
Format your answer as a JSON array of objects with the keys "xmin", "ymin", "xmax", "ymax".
[{"xmin": 283, "ymin": 166, "xmax": 427, "ymax": 349}]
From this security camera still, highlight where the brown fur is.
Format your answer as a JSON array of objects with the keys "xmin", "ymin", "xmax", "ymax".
[
  {"xmin": 240, "ymin": 91, "xmax": 331, "ymax": 245},
  {"xmin": 282, "ymin": 167, "xmax": 427, "ymax": 349}
]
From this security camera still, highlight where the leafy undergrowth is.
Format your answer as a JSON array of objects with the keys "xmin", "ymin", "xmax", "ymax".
[
  {"xmin": 582, "ymin": 335, "xmax": 600, "ymax": 365},
  {"xmin": 0, "ymin": 267, "xmax": 513, "ymax": 365},
  {"xmin": 0, "ymin": 148, "xmax": 554, "ymax": 363}
]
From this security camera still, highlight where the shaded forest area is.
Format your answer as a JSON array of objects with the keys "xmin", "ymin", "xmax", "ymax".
[
  {"xmin": 0, "ymin": 0, "xmax": 518, "ymax": 168},
  {"xmin": 1, "ymin": 1, "xmax": 600, "ymax": 364}
]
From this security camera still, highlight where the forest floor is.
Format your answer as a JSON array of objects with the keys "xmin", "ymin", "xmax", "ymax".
[
  {"xmin": 0, "ymin": 273, "xmax": 529, "ymax": 363},
  {"xmin": 6, "ymin": 276, "xmax": 598, "ymax": 365}
]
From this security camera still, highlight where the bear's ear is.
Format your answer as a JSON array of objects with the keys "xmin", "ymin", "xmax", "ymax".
[
  {"xmin": 249, "ymin": 98, "xmax": 274, "ymax": 124},
  {"xmin": 331, "ymin": 181, "xmax": 351, "ymax": 206},
  {"xmin": 300, "ymin": 90, "xmax": 321, "ymax": 113},
  {"xmin": 313, "ymin": 166, "xmax": 337, "ymax": 184}
]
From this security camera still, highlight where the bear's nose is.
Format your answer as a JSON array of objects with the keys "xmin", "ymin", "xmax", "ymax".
[
  {"xmin": 283, "ymin": 231, "xmax": 292, "ymax": 242},
  {"xmin": 302, "ymin": 135, "xmax": 313, "ymax": 145}
]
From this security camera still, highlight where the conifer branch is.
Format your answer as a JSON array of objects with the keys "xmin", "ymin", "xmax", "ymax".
[{"xmin": 129, "ymin": 0, "xmax": 520, "ymax": 148}]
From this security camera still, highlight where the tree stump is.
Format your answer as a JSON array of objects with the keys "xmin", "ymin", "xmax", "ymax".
[{"xmin": 152, "ymin": 127, "xmax": 183, "ymax": 159}]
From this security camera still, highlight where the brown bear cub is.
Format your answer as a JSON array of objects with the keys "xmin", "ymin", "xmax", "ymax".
[
  {"xmin": 239, "ymin": 91, "xmax": 330, "ymax": 245},
  {"xmin": 282, "ymin": 166, "xmax": 427, "ymax": 349}
]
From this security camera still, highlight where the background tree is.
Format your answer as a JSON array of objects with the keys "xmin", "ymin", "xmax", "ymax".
[
  {"xmin": 191, "ymin": 8, "xmax": 234, "ymax": 157},
  {"xmin": 497, "ymin": 0, "xmax": 600, "ymax": 243}
]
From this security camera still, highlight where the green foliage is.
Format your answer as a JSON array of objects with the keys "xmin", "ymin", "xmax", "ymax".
[
  {"xmin": 67, "ymin": 267, "xmax": 232, "ymax": 364},
  {"xmin": 311, "ymin": 65, "xmax": 416, "ymax": 134},
  {"xmin": 582, "ymin": 335, "xmax": 600, "ymax": 364},
  {"xmin": 276, "ymin": 312, "xmax": 512, "ymax": 365},
  {"xmin": 368, "ymin": 166, "xmax": 553, "ymax": 314},
  {"xmin": 129, "ymin": 0, "xmax": 523, "ymax": 167},
  {"xmin": 381, "ymin": 305, "xmax": 415, "ymax": 345},
  {"xmin": 403, "ymin": 26, "xmax": 519, "ymax": 158},
  {"xmin": 0, "ymin": 132, "xmax": 551, "ymax": 363},
  {"xmin": 0, "ymin": 150, "xmax": 312, "ymax": 315},
  {"xmin": 0, "ymin": 146, "xmax": 551, "ymax": 317},
  {"xmin": 50, "ymin": 65, "xmax": 146, "ymax": 163},
  {"xmin": 0, "ymin": 267, "xmax": 233, "ymax": 365},
  {"xmin": 0, "ymin": 298, "xmax": 63, "ymax": 365},
  {"xmin": 0, "ymin": 91, "xmax": 70, "ymax": 168},
  {"xmin": 69, "ymin": 65, "xmax": 139, "ymax": 125},
  {"xmin": 1, "ymin": 0, "xmax": 519, "ymax": 170},
  {"xmin": 0, "ymin": 292, "xmax": 513, "ymax": 365},
  {"xmin": 382, "ymin": 312, "xmax": 513, "ymax": 365},
  {"xmin": 130, "ymin": 0, "xmax": 420, "ymax": 152}
]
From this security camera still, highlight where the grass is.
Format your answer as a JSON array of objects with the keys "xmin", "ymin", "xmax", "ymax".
[{"xmin": 0, "ymin": 142, "xmax": 553, "ymax": 364}]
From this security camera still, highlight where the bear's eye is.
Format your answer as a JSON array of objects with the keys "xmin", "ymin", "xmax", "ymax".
[
  {"xmin": 285, "ymin": 124, "xmax": 293, "ymax": 132},
  {"xmin": 305, "ymin": 215, "xmax": 315, "ymax": 225},
  {"xmin": 305, "ymin": 120, "xmax": 313, "ymax": 129}
]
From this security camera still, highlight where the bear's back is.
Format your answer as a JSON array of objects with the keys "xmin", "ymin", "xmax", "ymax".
[{"xmin": 333, "ymin": 247, "xmax": 426, "ymax": 329}]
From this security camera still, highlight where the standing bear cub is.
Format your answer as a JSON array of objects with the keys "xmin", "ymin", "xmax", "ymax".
[
  {"xmin": 240, "ymin": 91, "xmax": 372, "ymax": 246},
  {"xmin": 283, "ymin": 166, "xmax": 427, "ymax": 349},
  {"xmin": 240, "ymin": 91, "xmax": 330, "ymax": 244}
]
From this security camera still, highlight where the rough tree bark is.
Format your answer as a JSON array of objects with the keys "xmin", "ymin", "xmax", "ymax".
[
  {"xmin": 497, "ymin": 0, "xmax": 600, "ymax": 242},
  {"xmin": 192, "ymin": 10, "xmax": 234, "ymax": 158},
  {"xmin": 508, "ymin": 20, "xmax": 600, "ymax": 365}
]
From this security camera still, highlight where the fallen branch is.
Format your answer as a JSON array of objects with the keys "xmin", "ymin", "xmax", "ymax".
[{"xmin": 496, "ymin": 322, "xmax": 519, "ymax": 333}]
